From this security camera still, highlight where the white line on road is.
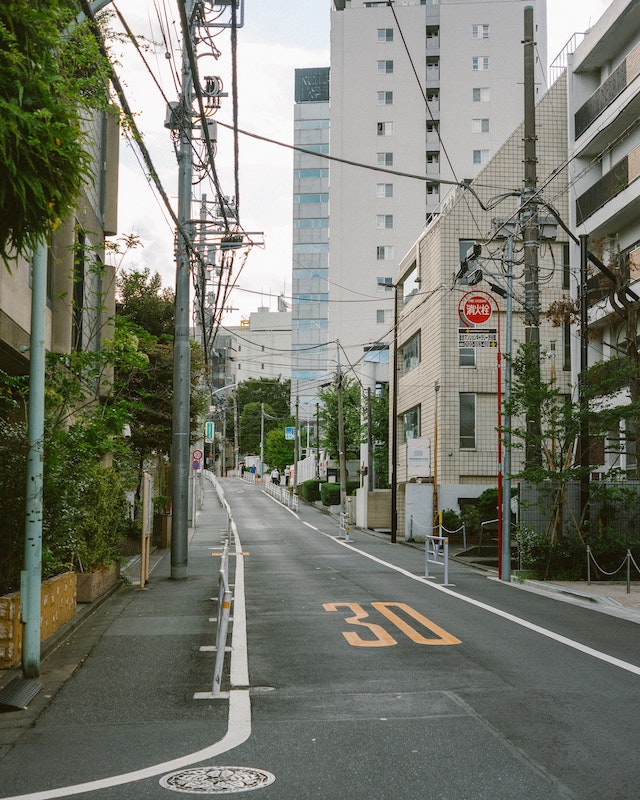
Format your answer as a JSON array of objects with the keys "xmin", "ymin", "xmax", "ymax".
[{"xmin": 319, "ymin": 531, "xmax": 640, "ymax": 678}]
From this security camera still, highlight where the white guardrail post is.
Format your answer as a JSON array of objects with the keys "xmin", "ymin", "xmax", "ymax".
[{"xmin": 424, "ymin": 534, "xmax": 450, "ymax": 585}]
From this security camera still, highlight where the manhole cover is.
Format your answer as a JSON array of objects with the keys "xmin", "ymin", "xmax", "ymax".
[{"xmin": 160, "ymin": 766, "xmax": 276, "ymax": 794}]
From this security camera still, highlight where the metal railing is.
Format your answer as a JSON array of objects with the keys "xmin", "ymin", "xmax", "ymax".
[
  {"xmin": 587, "ymin": 546, "xmax": 640, "ymax": 595},
  {"xmin": 264, "ymin": 480, "xmax": 299, "ymax": 512},
  {"xmin": 408, "ymin": 516, "xmax": 467, "ymax": 549},
  {"xmin": 424, "ymin": 534, "xmax": 450, "ymax": 585}
]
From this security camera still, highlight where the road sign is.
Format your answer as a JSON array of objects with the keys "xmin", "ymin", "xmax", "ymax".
[
  {"xmin": 459, "ymin": 293, "xmax": 492, "ymax": 326},
  {"xmin": 285, "ymin": 426, "xmax": 296, "ymax": 440},
  {"xmin": 193, "ymin": 459, "xmax": 200, "ymax": 471},
  {"xmin": 205, "ymin": 422, "xmax": 214, "ymax": 442},
  {"xmin": 459, "ymin": 328, "xmax": 497, "ymax": 348},
  {"xmin": 192, "ymin": 449, "xmax": 203, "ymax": 460}
]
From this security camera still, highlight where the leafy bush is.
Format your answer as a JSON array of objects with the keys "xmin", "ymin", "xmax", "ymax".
[
  {"xmin": 321, "ymin": 482, "xmax": 341, "ymax": 506},
  {"xmin": 441, "ymin": 509, "xmax": 462, "ymax": 532},
  {"xmin": 299, "ymin": 479, "xmax": 321, "ymax": 503}
]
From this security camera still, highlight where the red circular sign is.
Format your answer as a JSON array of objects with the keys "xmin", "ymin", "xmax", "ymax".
[{"xmin": 460, "ymin": 294, "xmax": 492, "ymax": 326}]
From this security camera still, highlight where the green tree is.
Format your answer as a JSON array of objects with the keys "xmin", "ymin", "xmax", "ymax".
[
  {"xmin": 263, "ymin": 426, "xmax": 295, "ymax": 471},
  {"xmin": 0, "ymin": 1, "xmax": 112, "ymax": 264},
  {"xmin": 371, "ymin": 390, "xmax": 389, "ymax": 488},
  {"xmin": 318, "ymin": 377, "xmax": 363, "ymax": 462}
]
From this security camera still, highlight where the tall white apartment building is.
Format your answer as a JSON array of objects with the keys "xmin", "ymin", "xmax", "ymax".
[
  {"xmin": 291, "ymin": 68, "xmax": 331, "ymax": 418},
  {"xmin": 328, "ymin": 0, "xmax": 547, "ymax": 388},
  {"xmin": 566, "ymin": 0, "xmax": 640, "ymax": 479}
]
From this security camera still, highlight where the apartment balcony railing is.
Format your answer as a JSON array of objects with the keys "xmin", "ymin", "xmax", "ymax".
[
  {"xmin": 575, "ymin": 41, "xmax": 640, "ymax": 139},
  {"xmin": 575, "ymin": 143, "xmax": 640, "ymax": 225}
]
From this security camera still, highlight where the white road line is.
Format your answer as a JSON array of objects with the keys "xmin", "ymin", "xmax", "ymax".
[
  {"xmin": 2, "ymin": 484, "xmax": 252, "ymax": 800},
  {"xmin": 320, "ymin": 530, "xmax": 640, "ymax": 678},
  {"xmin": 261, "ymin": 489, "xmax": 300, "ymax": 518}
]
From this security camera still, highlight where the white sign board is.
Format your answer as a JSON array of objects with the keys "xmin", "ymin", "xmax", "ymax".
[{"xmin": 406, "ymin": 437, "xmax": 431, "ymax": 477}]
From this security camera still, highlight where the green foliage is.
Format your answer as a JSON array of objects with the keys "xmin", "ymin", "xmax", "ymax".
[
  {"xmin": 319, "ymin": 480, "xmax": 359, "ymax": 507},
  {"xmin": 320, "ymin": 482, "xmax": 341, "ymax": 507},
  {"xmin": 263, "ymin": 426, "xmax": 294, "ymax": 471},
  {"xmin": 0, "ymin": 1, "xmax": 112, "ymax": 264},
  {"xmin": 371, "ymin": 389, "xmax": 389, "ymax": 488},
  {"xmin": 299, "ymin": 479, "xmax": 321, "ymax": 503},
  {"xmin": 441, "ymin": 509, "xmax": 462, "ymax": 531},
  {"xmin": 318, "ymin": 377, "xmax": 363, "ymax": 461}
]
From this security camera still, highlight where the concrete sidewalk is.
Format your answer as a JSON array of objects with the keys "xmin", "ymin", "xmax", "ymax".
[{"xmin": 0, "ymin": 476, "xmax": 233, "ymax": 773}]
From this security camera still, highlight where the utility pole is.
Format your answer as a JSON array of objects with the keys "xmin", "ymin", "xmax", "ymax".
[
  {"xmin": 294, "ymin": 388, "xmax": 300, "ymax": 494},
  {"xmin": 501, "ymin": 235, "xmax": 515, "ymax": 581},
  {"xmin": 521, "ymin": 4, "xmax": 542, "ymax": 470},
  {"xmin": 260, "ymin": 402, "xmax": 264, "ymax": 482},
  {"xmin": 336, "ymin": 343, "xmax": 348, "ymax": 516},
  {"xmin": 579, "ymin": 234, "xmax": 590, "ymax": 526},
  {"xmin": 171, "ymin": 0, "xmax": 196, "ymax": 579}
]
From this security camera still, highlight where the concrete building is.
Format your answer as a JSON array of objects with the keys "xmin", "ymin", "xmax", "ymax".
[
  {"xmin": 327, "ymin": 0, "xmax": 548, "ymax": 394},
  {"xmin": 291, "ymin": 67, "xmax": 331, "ymax": 418},
  {"xmin": 566, "ymin": 0, "xmax": 640, "ymax": 480},
  {"xmin": 226, "ymin": 303, "xmax": 292, "ymax": 385},
  {"xmin": 392, "ymin": 73, "xmax": 570, "ymax": 536}
]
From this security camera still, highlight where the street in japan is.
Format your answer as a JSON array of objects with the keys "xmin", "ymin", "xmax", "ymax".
[{"xmin": 1, "ymin": 476, "xmax": 639, "ymax": 800}]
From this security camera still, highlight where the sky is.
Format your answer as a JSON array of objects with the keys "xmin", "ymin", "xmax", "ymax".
[{"xmin": 111, "ymin": 0, "xmax": 613, "ymax": 326}]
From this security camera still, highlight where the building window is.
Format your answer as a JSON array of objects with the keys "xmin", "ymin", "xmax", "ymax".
[
  {"xmin": 376, "ymin": 182, "xmax": 394, "ymax": 198},
  {"xmin": 294, "ymin": 193, "xmax": 329, "ymax": 203},
  {"xmin": 562, "ymin": 242, "xmax": 570, "ymax": 290},
  {"xmin": 377, "ymin": 276, "xmax": 393, "ymax": 291},
  {"xmin": 376, "ymin": 245, "xmax": 394, "ymax": 260},
  {"xmin": 426, "ymin": 151, "xmax": 439, "ymax": 165},
  {"xmin": 472, "ymin": 118, "xmax": 490, "ymax": 133},
  {"xmin": 473, "ymin": 87, "xmax": 490, "ymax": 102},
  {"xmin": 377, "ymin": 91, "xmax": 393, "ymax": 105},
  {"xmin": 294, "ymin": 168, "xmax": 329, "ymax": 179},
  {"xmin": 294, "ymin": 119, "xmax": 330, "ymax": 130},
  {"xmin": 376, "ymin": 214, "xmax": 393, "ymax": 229},
  {"xmin": 376, "ymin": 308, "xmax": 392, "ymax": 324},
  {"xmin": 473, "ymin": 149, "xmax": 490, "ymax": 165},
  {"xmin": 460, "ymin": 393, "xmax": 476, "ymax": 449},
  {"xmin": 472, "ymin": 56, "xmax": 490, "ymax": 71},
  {"xmin": 472, "ymin": 24, "xmax": 489, "ymax": 39},
  {"xmin": 377, "ymin": 60, "xmax": 394, "ymax": 74},
  {"xmin": 426, "ymin": 183, "xmax": 439, "ymax": 196},
  {"xmin": 377, "ymin": 152, "xmax": 393, "ymax": 166},
  {"xmin": 377, "ymin": 121, "xmax": 394, "ymax": 136},
  {"xmin": 401, "ymin": 332, "xmax": 420, "ymax": 374},
  {"xmin": 377, "ymin": 28, "xmax": 393, "ymax": 42},
  {"xmin": 402, "ymin": 405, "xmax": 420, "ymax": 443}
]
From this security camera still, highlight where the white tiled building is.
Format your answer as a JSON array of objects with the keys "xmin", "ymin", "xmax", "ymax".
[
  {"xmin": 393, "ymin": 74, "xmax": 570, "ymax": 535},
  {"xmin": 327, "ymin": 0, "xmax": 548, "ymax": 395},
  {"xmin": 566, "ymin": 0, "xmax": 640, "ymax": 480}
]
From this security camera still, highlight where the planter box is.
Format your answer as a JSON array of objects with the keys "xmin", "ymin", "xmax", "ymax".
[
  {"xmin": 76, "ymin": 563, "xmax": 120, "ymax": 604},
  {"xmin": 0, "ymin": 572, "xmax": 77, "ymax": 669}
]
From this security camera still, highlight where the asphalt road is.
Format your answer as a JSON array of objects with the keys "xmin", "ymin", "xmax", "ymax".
[{"xmin": 1, "ymin": 477, "xmax": 639, "ymax": 800}]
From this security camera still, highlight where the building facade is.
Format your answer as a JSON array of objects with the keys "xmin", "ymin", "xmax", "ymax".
[
  {"xmin": 291, "ymin": 67, "xmax": 331, "ymax": 419},
  {"xmin": 393, "ymin": 74, "xmax": 570, "ymax": 535},
  {"xmin": 327, "ymin": 0, "xmax": 548, "ymax": 397},
  {"xmin": 566, "ymin": 0, "xmax": 640, "ymax": 480}
]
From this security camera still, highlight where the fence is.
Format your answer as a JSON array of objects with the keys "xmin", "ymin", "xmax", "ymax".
[
  {"xmin": 587, "ymin": 546, "xmax": 640, "ymax": 595},
  {"xmin": 408, "ymin": 516, "xmax": 467, "ymax": 549},
  {"xmin": 264, "ymin": 480, "xmax": 299, "ymax": 512}
]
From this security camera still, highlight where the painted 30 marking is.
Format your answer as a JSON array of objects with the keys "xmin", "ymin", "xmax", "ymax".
[{"xmin": 323, "ymin": 602, "xmax": 461, "ymax": 647}]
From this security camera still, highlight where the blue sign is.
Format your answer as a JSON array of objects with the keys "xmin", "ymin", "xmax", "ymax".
[{"xmin": 285, "ymin": 426, "xmax": 296, "ymax": 441}]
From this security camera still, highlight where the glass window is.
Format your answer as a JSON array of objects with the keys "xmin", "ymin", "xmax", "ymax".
[
  {"xmin": 472, "ymin": 56, "xmax": 490, "ymax": 71},
  {"xmin": 377, "ymin": 152, "xmax": 393, "ymax": 166},
  {"xmin": 377, "ymin": 28, "xmax": 393, "ymax": 42},
  {"xmin": 376, "ymin": 308, "xmax": 392, "ymax": 324},
  {"xmin": 377, "ymin": 91, "xmax": 393, "ymax": 105},
  {"xmin": 294, "ymin": 168, "xmax": 329, "ymax": 180},
  {"xmin": 376, "ymin": 214, "xmax": 393, "ymax": 229},
  {"xmin": 473, "ymin": 149, "xmax": 490, "ymax": 164},
  {"xmin": 294, "ymin": 119, "xmax": 330, "ymax": 130},
  {"xmin": 460, "ymin": 393, "xmax": 476, "ymax": 449},
  {"xmin": 473, "ymin": 87, "xmax": 490, "ymax": 102},
  {"xmin": 472, "ymin": 118, "xmax": 490, "ymax": 133},
  {"xmin": 377, "ymin": 276, "xmax": 393, "ymax": 291},
  {"xmin": 401, "ymin": 332, "xmax": 420, "ymax": 374},
  {"xmin": 377, "ymin": 121, "xmax": 394, "ymax": 136},
  {"xmin": 376, "ymin": 245, "xmax": 394, "ymax": 260},
  {"xmin": 376, "ymin": 183, "xmax": 393, "ymax": 198},
  {"xmin": 294, "ymin": 193, "xmax": 329, "ymax": 203},
  {"xmin": 402, "ymin": 262, "xmax": 420, "ymax": 305},
  {"xmin": 472, "ymin": 24, "xmax": 489, "ymax": 39},
  {"xmin": 402, "ymin": 406, "xmax": 420, "ymax": 443},
  {"xmin": 377, "ymin": 60, "xmax": 394, "ymax": 74}
]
